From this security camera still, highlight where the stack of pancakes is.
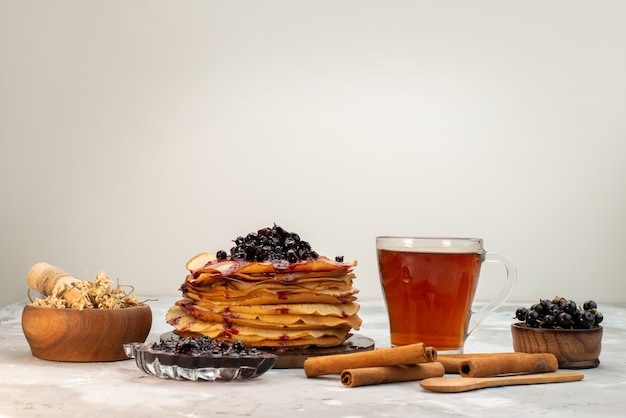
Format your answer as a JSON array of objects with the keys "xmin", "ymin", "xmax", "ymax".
[{"xmin": 166, "ymin": 251, "xmax": 361, "ymax": 349}]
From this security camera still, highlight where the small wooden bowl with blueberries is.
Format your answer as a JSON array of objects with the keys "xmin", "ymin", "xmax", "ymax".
[{"xmin": 511, "ymin": 296, "xmax": 603, "ymax": 369}]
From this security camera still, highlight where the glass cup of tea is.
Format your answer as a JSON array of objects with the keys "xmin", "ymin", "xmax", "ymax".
[{"xmin": 376, "ymin": 237, "xmax": 516, "ymax": 353}]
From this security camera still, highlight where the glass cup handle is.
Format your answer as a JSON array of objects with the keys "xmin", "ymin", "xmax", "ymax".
[{"xmin": 467, "ymin": 252, "xmax": 517, "ymax": 335}]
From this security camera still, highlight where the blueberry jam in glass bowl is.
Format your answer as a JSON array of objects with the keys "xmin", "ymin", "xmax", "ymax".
[{"xmin": 124, "ymin": 336, "xmax": 277, "ymax": 381}]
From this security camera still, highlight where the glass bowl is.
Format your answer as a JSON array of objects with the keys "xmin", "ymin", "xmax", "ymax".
[{"xmin": 124, "ymin": 342, "xmax": 277, "ymax": 381}]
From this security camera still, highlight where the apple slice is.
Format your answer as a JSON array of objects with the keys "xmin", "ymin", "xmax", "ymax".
[{"xmin": 186, "ymin": 252, "xmax": 217, "ymax": 272}]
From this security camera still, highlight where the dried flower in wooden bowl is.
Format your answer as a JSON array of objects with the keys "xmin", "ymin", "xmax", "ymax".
[{"xmin": 22, "ymin": 262, "xmax": 152, "ymax": 362}]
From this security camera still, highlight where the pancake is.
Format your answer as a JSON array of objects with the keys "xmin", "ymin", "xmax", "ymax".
[
  {"xmin": 176, "ymin": 298, "xmax": 362, "ymax": 330},
  {"xmin": 166, "ymin": 225, "xmax": 362, "ymax": 349},
  {"xmin": 166, "ymin": 305, "xmax": 350, "ymax": 348},
  {"xmin": 184, "ymin": 299, "xmax": 361, "ymax": 316},
  {"xmin": 182, "ymin": 272, "xmax": 358, "ymax": 306}
]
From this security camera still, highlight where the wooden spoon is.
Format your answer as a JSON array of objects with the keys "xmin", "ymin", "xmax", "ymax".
[{"xmin": 420, "ymin": 372, "xmax": 584, "ymax": 393}]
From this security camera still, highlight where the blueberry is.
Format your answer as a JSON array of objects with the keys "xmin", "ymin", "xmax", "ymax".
[
  {"xmin": 542, "ymin": 314, "xmax": 556, "ymax": 328},
  {"xmin": 298, "ymin": 241, "xmax": 311, "ymax": 251},
  {"xmin": 273, "ymin": 225, "xmax": 287, "ymax": 238},
  {"xmin": 232, "ymin": 248, "xmax": 246, "ymax": 260},
  {"xmin": 286, "ymin": 249, "xmax": 298, "ymax": 263},
  {"xmin": 270, "ymin": 251, "xmax": 283, "ymax": 261},
  {"xmin": 594, "ymin": 311, "xmax": 604, "ymax": 325},
  {"xmin": 577, "ymin": 310, "xmax": 596, "ymax": 329},
  {"xmin": 259, "ymin": 245, "xmax": 272, "ymax": 261},
  {"xmin": 231, "ymin": 341, "xmax": 246, "ymax": 353},
  {"xmin": 571, "ymin": 309, "xmax": 583, "ymax": 324},
  {"xmin": 531, "ymin": 303, "xmax": 545, "ymax": 315},
  {"xmin": 583, "ymin": 300, "xmax": 597, "ymax": 310},
  {"xmin": 564, "ymin": 300, "xmax": 578, "ymax": 315},
  {"xmin": 557, "ymin": 312, "xmax": 573, "ymax": 328},
  {"xmin": 526, "ymin": 310, "xmax": 540, "ymax": 326},
  {"xmin": 515, "ymin": 307, "xmax": 529, "ymax": 321},
  {"xmin": 244, "ymin": 244, "xmax": 257, "ymax": 260},
  {"xmin": 540, "ymin": 299, "xmax": 555, "ymax": 313},
  {"xmin": 515, "ymin": 297, "xmax": 603, "ymax": 329},
  {"xmin": 211, "ymin": 340, "xmax": 231, "ymax": 355},
  {"xmin": 223, "ymin": 224, "xmax": 337, "ymax": 264}
]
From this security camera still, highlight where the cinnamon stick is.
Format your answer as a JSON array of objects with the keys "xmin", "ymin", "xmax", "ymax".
[
  {"xmin": 436, "ymin": 353, "xmax": 486, "ymax": 374},
  {"xmin": 460, "ymin": 353, "xmax": 558, "ymax": 377},
  {"xmin": 437, "ymin": 352, "xmax": 559, "ymax": 377},
  {"xmin": 304, "ymin": 343, "xmax": 435, "ymax": 377},
  {"xmin": 341, "ymin": 362, "xmax": 445, "ymax": 387}
]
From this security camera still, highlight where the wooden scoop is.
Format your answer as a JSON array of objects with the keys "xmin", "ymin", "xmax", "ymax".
[{"xmin": 420, "ymin": 372, "xmax": 584, "ymax": 393}]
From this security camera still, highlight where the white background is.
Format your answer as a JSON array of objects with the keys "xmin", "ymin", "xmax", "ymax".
[{"xmin": 1, "ymin": 1, "xmax": 625, "ymax": 308}]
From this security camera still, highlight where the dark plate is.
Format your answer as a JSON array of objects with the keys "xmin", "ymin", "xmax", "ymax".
[
  {"xmin": 159, "ymin": 332, "xmax": 375, "ymax": 369},
  {"xmin": 268, "ymin": 334, "xmax": 376, "ymax": 368}
]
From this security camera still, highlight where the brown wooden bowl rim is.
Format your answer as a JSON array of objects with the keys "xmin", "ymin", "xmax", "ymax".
[
  {"xmin": 23, "ymin": 304, "xmax": 151, "ymax": 314},
  {"xmin": 511, "ymin": 322, "xmax": 603, "ymax": 333}
]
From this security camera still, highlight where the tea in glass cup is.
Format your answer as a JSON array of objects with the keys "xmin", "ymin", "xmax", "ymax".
[{"xmin": 376, "ymin": 237, "xmax": 516, "ymax": 353}]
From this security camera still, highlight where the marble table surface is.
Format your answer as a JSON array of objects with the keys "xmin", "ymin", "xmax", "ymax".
[{"xmin": 1, "ymin": 297, "xmax": 624, "ymax": 418}]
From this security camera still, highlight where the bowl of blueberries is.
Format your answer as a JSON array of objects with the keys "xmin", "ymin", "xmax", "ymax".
[{"xmin": 511, "ymin": 296, "xmax": 603, "ymax": 369}]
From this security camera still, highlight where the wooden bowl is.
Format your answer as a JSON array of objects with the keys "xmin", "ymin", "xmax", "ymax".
[
  {"xmin": 22, "ymin": 304, "xmax": 152, "ymax": 362},
  {"xmin": 511, "ymin": 323, "xmax": 602, "ymax": 369}
]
